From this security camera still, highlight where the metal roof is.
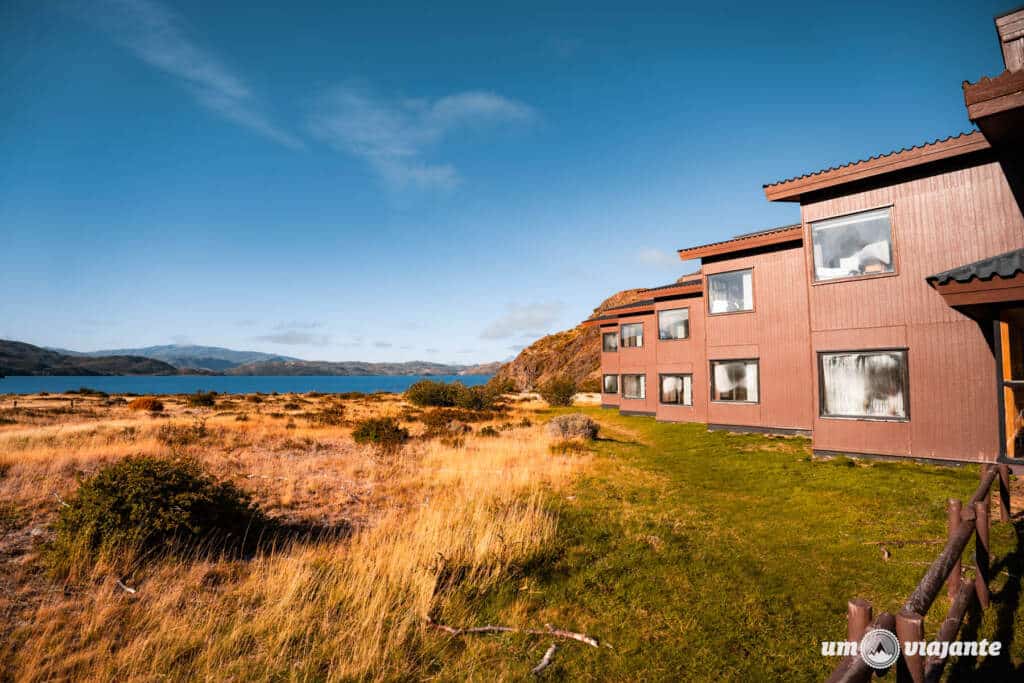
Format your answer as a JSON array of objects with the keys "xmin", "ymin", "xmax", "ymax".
[{"xmin": 928, "ymin": 248, "xmax": 1024, "ymax": 284}]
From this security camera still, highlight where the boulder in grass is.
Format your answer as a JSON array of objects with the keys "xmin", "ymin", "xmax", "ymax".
[{"xmin": 546, "ymin": 414, "xmax": 599, "ymax": 441}]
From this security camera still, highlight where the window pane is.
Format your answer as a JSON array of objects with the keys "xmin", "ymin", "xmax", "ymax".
[
  {"xmin": 602, "ymin": 332, "xmax": 618, "ymax": 352},
  {"xmin": 623, "ymin": 374, "xmax": 645, "ymax": 399},
  {"xmin": 811, "ymin": 208, "xmax": 894, "ymax": 281},
  {"xmin": 621, "ymin": 323, "xmax": 643, "ymax": 348},
  {"xmin": 820, "ymin": 351, "xmax": 907, "ymax": 418},
  {"xmin": 708, "ymin": 270, "xmax": 753, "ymax": 314},
  {"xmin": 660, "ymin": 375, "xmax": 692, "ymax": 405},
  {"xmin": 603, "ymin": 374, "xmax": 619, "ymax": 394},
  {"xmin": 658, "ymin": 308, "xmax": 690, "ymax": 340},
  {"xmin": 711, "ymin": 360, "xmax": 758, "ymax": 402}
]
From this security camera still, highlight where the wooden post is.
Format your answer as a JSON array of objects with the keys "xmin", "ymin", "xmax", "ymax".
[
  {"xmin": 997, "ymin": 464, "xmax": 1011, "ymax": 523},
  {"xmin": 946, "ymin": 499, "xmax": 963, "ymax": 600},
  {"xmin": 974, "ymin": 500, "xmax": 991, "ymax": 609},
  {"xmin": 847, "ymin": 598, "xmax": 872, "ymax": 643},
  {"xmin": 982, "ymin": 464, "xmax": 993, "ymax": 505},
  {"xmin": 896, "ymin": 609, "xmax": 925, "ymax": 683}
]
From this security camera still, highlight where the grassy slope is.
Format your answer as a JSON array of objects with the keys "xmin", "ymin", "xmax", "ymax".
[{"xmin": 440, "ymin": 408, "xmax": 1022, "ymax": 680}]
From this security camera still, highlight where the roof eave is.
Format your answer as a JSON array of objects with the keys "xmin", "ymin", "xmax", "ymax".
[{"xmin": 676, "ymin": 226, "xmax": 803, "ymax": 261}]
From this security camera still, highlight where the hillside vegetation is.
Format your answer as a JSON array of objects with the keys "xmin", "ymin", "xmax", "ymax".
[{"xmin": 490, "ymin": 287, "xmax": 649, "ymax": 390}]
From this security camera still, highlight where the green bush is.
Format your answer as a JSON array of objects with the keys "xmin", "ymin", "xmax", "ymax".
[
  {"xmin": 479, "ymin": 425, "xmax": 500, "ymax": 438},
  {"xmin": 46, "ymin": 456, "xmax": 266, "ymax": 574},
  {"xmin": 404, "ymin": 380, "xmax": 497, "ymax": 410},
  {"xmin": 352, "ymin": 417, "xmax": 409, "ymax": 452},
  {"xmin": 156, "ymin": 417, "xmax": 208, "ymax": 447},
  {"xmin": 539, "ymin": 376, "xmax": 577, "ymax": 407},
  {"xmin": 185, "ymin": 391, "xmax": 217, "ymax": 408},
  {"xmin": 577, "ymin": 377, "xmax": 601, "ymax": 393},
  {"xmin": 485, "ymin": 376, "xmax": 517, "ymax": 395}
]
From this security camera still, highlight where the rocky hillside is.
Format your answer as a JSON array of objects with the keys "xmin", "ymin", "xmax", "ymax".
[
  {"xmin": 0, "ymin": 340, "xmax": 179, "ymax": 376},
  {"xmin": 489, "ymin": 287, "xmax": 651, "ymax": 391},
  {"xmin": 224, "ymin": 360, "xmax": 470, "ymax": 376}
]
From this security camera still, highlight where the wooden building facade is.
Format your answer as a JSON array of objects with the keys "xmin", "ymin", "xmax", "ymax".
[{"xmin": 585, "ymin": 8, "xmax": 1024, "ymax": 464}]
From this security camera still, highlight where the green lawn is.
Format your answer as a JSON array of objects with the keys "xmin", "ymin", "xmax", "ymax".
[{"xmin": 439, "ymin": 408, "xmax": 1023, "ymax": 681}]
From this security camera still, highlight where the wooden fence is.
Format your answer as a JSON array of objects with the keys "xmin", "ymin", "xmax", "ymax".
[{"xmin": 827, "ymin": 464, "xmax": 1013, "ymax": 683}]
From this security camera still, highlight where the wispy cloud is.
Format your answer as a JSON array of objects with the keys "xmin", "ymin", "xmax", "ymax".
[
  {"xmin": 308, "ymin": 85, "xmax": 536, "ymax": 189},
  {"xmin": 481, "ymin": 302, "xmax": 563, "ymax": 340},
  {"xmin": 635, "ymin": 247, "xmax": 680, "ymax": 268},
  {"xmin": 84, "ymin": 0, "xmax": 301, "ymax": 148},
  {"xmin": 253, "ymin": 331, "xmax": 331, "ymax": 346},
  {"xmin": 273, "ymin": 320, "xmax": 323, "ymax": 330},
  {"xmin": 372, "ymin": 341, "xmax": 392, "ymax": 348},
  {"xmin": 425, "ymin": 347, "xmax": 440, "ymax": 354}
]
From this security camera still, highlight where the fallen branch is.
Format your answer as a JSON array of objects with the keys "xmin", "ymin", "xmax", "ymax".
[
  {"xmin": 115, "ymin": 579, "xmax": 137, "ymax": 594},
  {"xmin": 425, "ymin": 617, "xmax": 598, "ymax": 648},
  {"xmin": 52, "ymin": 492, "xmax": 70, "ymax": 509},
  {"xmin": 531, "ymin": 643, "xmax": 557, "ymax": 675}
]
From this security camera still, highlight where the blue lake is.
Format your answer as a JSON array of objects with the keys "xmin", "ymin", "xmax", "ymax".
[{"xmin": 0, "ymin": 375, "xmax": 493, "ymax": 396}]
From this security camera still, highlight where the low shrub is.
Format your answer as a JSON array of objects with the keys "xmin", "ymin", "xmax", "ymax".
[
  {"xmin": 235, "ymin": 413, "xmax": 249, "ymax": 422},
  {"xmin": 549, "ymin": 439, "xmax": 592, "ymax": 455},
  {"xmin": 577, "ymin": 377, "xmax": 601, "ymax": 394},
  {"xmin": 283, "ymin": 402, "xmax": 300, "ymax": 410},
  {"xmin": 404, "ymin": 380, "xmax": 498, "ymax": 410},
  {"xmin": 547, "ymin": 414, "xmax": 599, "ymax": 441},
  {"xmin": 420, "ymin": 408, "xmax": 496, "ymax": 436},
  {"xmin": 307, "ymin": 406, "xmax": 345, "ymax": 426},
  {"xmin": 479, "ymin": 425, "xmax": 500, "ymax": 438},
  {"xmin": 128, "ymin": 397, "xmax": 164, "ymax": 413},
  {"xmin": 45, "ymin": 455, "xmax": 266, "ymax": 574},
  {"xmin": 519, "ymin": 417, "xmax": 533, "ymax": 428},
  {"xmin": 485, "ymin": 376, "xmax": 517, "ymax": 395},
  {"xmin": 352, "ymin": 417, "xmax": 409, "ymax": 452},
  {"xmin": 539, "ymin": 376, "xmax": 576, "ymax": 407},
  {"xmin": 246, "ymin": 394, "xmax": 264, "ymax": 403},
  {"xmin": 156, "ymin": 418, "xmax": 208, "ymax": 447},
  {"xmin": 185, "ymin": 391, "xmax": 217, "ymax": 408},
  {"xmin": 68, "ymin": 387, "xmax": 109, "ymax": 398}
]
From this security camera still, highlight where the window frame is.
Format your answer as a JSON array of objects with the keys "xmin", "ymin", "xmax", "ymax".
[
  {"xmin": 620, "ymin": 322, "xmax": 644, "ymax": 349},
  {"xmin": 657, "ymin": 307, "xmax": 690, "ymax": 341},
  {"xmin": 816, "ymin": 348, "xmax": 910, "ymax": 422},
  {"xmin": 658, "ymin": 373, "xmax": 693, "ymax": 406},
  {"xmin": 709, "ymin": 358, "xmax": 760, "ymax": 404},
  {"xmin": 621, "ymin": 373, "xmax": 646, "ymax": 400},
  {"xmin": 808, "ymin": 204, "xmax": 900, "ymax": 286},
  {"xmin": 706, "ymin": 268, "xmax": 755, "ymax": 316},
  {"xmin": 602, "ymin": 330, "xmax": 619, "ymax": 352},
  {"xmin": 602, "ymin": 374, "xmax": 619, "ymax": 395}
]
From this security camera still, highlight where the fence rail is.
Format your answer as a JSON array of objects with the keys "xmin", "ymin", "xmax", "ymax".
[{"xmin": 826, "ymin": 464, "xmax": 1013, "ymax": 683}]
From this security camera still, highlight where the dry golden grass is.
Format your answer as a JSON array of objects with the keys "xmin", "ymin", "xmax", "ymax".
[{"xmin": 0, "ymin": 391, "xmax": 586, "ymax": 681}]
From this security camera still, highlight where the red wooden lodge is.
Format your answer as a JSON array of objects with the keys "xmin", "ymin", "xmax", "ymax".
[{"xmin": 585, "ymin": 8, "xmax": 1024, "ymax": 465}]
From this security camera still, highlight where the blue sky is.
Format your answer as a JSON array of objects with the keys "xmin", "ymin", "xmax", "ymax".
[{"xmin": 0, "ymin": 0, "xmax": 1013, "ymax": 363}]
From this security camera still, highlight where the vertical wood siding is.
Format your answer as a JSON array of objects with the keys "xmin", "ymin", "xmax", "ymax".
[{"xmin": 802, "ymin": 159, "xmax": 1024, "ymax": 462}]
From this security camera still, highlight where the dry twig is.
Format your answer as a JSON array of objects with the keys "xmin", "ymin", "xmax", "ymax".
[
  {"xmin": 531, "ymin": 643, "xmax": 557, "ymax": 675},
  {"xmin": 425, "ymin": 617, "xmax": 599, "ymax": 648}
]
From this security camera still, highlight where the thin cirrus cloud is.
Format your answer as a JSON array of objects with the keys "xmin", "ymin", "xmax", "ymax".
[
  {"xmin": 308, "ymin": 85, "xmax": 536, "ymax": 189},
  {"xmin": 481, "ymin": 302, "xmax": 563, "ymax": 340},
  {"xmin": 82, "ymin": 0, "xmax": 302, "ymax": 149},
  {"xmin": 635, "ymin": 247, "xmax": 681, "ymax": 268},
  {"xmin": 253, "ymin": 331, "xmax": 331, "ymax": 346}
]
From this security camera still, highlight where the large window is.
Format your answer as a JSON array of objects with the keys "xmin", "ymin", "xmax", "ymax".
[
  {"xmin": 603, "ymin": 374, "xmax": 619, "ymax": 394},
  {"xmin": 620, "ymin": 322, "xmax": 643, "ymax": 348},
  {"xmin": 622, "ymin": 374, "xmax": 646, "ymax": 400},
  {"xmin": 660, "ymin": 374, "xmax": 693, "ymax": 405},
  {"xmin": 658, "ymin": 308, "xmax": 690, "ymax": 340},
  {"xmin": 708, "ymin": 269, "xmax": 753, "ymax": 314},
  {"xmin": 602, "ymin": 331, "xmax": 618, "ymax": 352},
  {"xmin": 710, "ymin": 360, "xmax": 759, "ymax": 402},
  {"xmin": 819, "ymin": 350, "xmax": 908, "ymax": 419},
  {"xmin": 811, "ymin": 207, "xmax": 894, "ymax": 281}
]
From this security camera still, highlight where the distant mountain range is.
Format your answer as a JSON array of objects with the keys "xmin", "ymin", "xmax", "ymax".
[
  {"xmin": 50, "ymin": 344, "xmax": 300, "ymax": 372},
  {"xmin": 0, "ymin": 341, "xmax": 498, "ymax": 377},
  {"xmin": 1, "ymin": 340, "xmax": 180, "ymax": 376}
]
